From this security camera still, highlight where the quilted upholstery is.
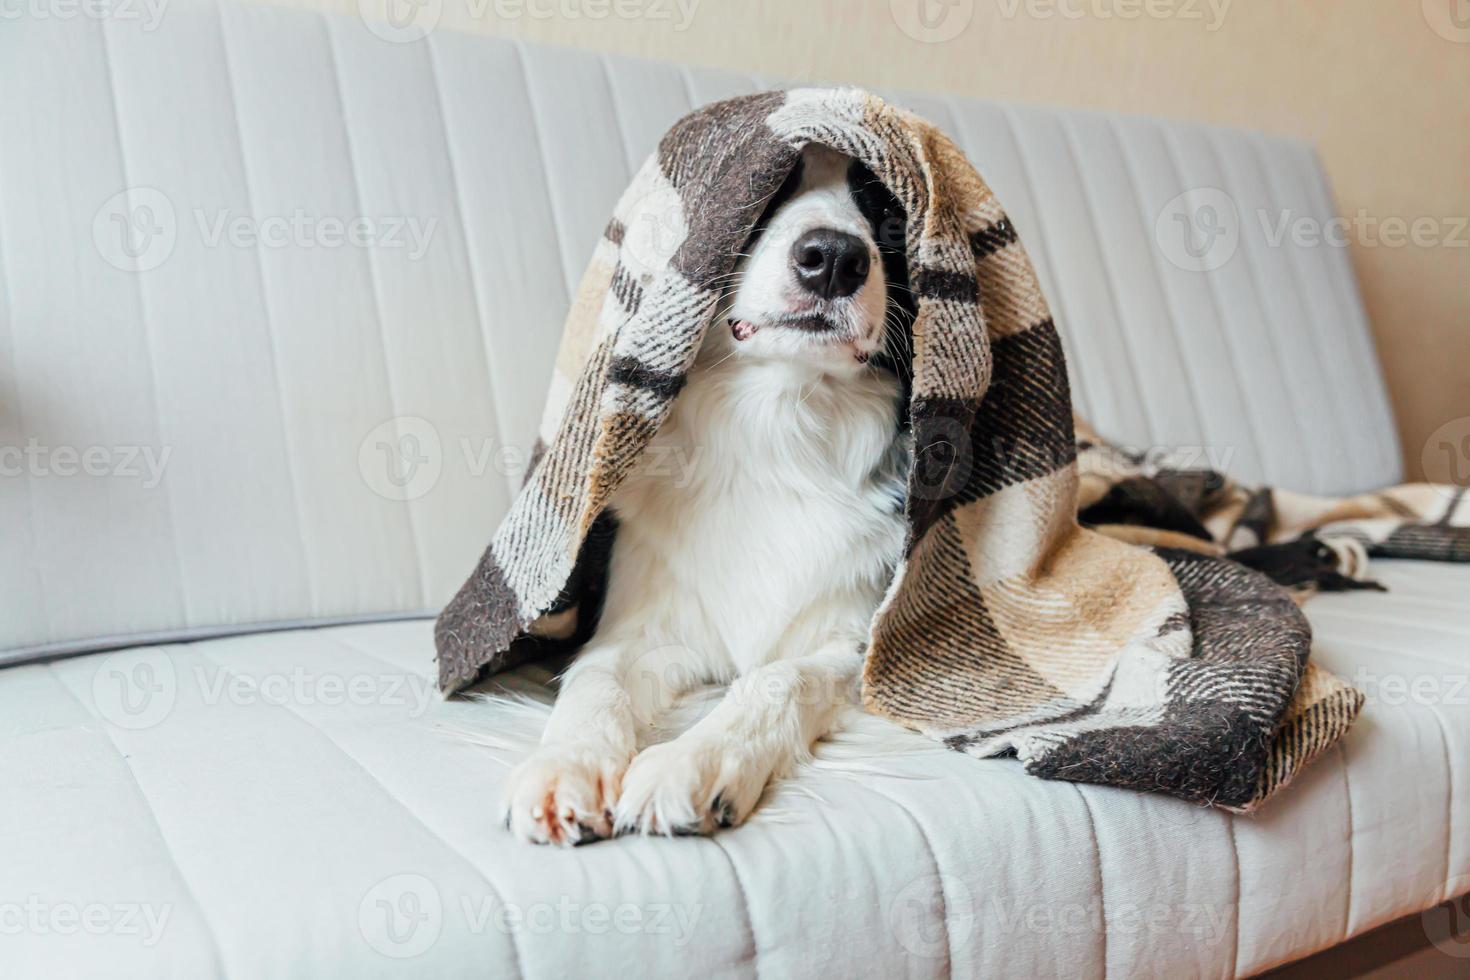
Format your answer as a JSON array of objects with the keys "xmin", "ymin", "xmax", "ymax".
[
  {"xmin": 0, "ymin": 0, "xmax": 1400, "ymax": 661},
  {"xmin": 5, "ymin": 561, "xmax": 1465, "ymax": 978}
]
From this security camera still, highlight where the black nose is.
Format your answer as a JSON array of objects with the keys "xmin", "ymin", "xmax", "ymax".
[{"xmin": 790, "ymin": 228, "xmax": 870, "ymax": 299}]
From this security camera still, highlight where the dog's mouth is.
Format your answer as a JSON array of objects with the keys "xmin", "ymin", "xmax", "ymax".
[
  {"xmin": 735, "ymin": 311, "xmax": 839, "ymax": 333},
  {"xmin": 728, "ymin": 311, "xmax": 873, "ymax": 362}
]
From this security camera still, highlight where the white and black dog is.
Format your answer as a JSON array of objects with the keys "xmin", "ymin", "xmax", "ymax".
[{"xmin": 502, "ymin": 145, "xmax": 916, "ymax": 845}]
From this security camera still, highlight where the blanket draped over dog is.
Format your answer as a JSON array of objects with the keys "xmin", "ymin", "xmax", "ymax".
[{"xmin": 436, "ymin": 88, "xmax": 1466, "ymax": 812}]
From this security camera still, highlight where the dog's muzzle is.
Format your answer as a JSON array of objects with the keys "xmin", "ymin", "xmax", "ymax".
[{"xmin": 790, "ymin": 227, "xmax": 869, "ymax": 299}]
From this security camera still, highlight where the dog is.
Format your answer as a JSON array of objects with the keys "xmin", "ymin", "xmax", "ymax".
[{"xmin": 501, "ymin": 143, "xmax": 916, "ymax": 845}]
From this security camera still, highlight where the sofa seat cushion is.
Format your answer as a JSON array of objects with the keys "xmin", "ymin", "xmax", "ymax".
[{"xmin": 4, "ymin": 560, "xmax": 1465, "ymax": 979}]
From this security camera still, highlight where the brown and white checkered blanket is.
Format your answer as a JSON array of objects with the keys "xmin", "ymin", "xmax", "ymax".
[
  {"xmin": 1076, "ymin": 417, "xmax": 1469, "ymax": 592},
  {"xmin": 436, "ymin": 88, "xmax": 1462, "ymax": 811}
]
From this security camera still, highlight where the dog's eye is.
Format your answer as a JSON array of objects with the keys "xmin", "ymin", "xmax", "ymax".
[
  {"xmin": 754, "ymin": 157, "xmax": 805, "ymax": 232},
  {"xmin": 848, "ymin": 159, "xmax": 906, "ymax": 250}
]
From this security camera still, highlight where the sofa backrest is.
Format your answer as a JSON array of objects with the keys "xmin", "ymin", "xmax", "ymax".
[{"xmin": 0, "ymin": 1, "xmax": 1401, "ymax": 663}]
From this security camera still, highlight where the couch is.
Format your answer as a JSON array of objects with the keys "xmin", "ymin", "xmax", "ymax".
[{"xmin": 2, "ymin": 2, "xmax": 1465, "ymax": 976}]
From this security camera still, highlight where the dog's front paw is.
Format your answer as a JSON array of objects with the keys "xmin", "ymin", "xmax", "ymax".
[
  {"xmin": 613, "ymin": 736, "xmax": 770, "ymax": 837},
  {"xmin": 501, "ymin": 743, "xmax": 630, "ymax": 846}
]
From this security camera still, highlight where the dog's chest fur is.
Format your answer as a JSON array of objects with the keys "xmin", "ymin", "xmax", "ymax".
[{"xmin": 605, "ymin": 346, "xmax": 907, "ymax": 675}]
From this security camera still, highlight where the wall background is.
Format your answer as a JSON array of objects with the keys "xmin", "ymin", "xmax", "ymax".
[{"xmin": 289, "ymin": 0, "xmax": 1469, "ymax": 482}]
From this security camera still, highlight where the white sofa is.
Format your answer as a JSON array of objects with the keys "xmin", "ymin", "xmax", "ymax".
[{"xmin": 2, "ymin": 2, "xmax": 1466, "ymax": 977}]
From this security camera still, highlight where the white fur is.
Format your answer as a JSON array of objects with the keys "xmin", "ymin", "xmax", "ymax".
[{"xmin": 501, "ymin": 145, "xmax": 907, "ymax": 845}]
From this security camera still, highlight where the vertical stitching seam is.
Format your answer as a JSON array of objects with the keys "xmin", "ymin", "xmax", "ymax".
[
  {"xmin": 48, "ymin": 660, "xmax": 231, "ymax": 978},
  {"xmin": 97, "ymin": 14, "xmax": 192, "ymax": 629},
  {"xmin": 426, "ymin": 37, "xmax": 516, "ymax": 506},
  {"xmin": 324, "ymin": 19, "xmax": 432, "ymax": 607},
  {"xmin": 216, "ymin": 1, "xmax": 318, "ymax": 617}
]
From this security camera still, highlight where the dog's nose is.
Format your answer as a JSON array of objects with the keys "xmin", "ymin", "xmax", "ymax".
[{"xmin": 790, "ymin": 228, "xmax": 870, "ymax": 299}]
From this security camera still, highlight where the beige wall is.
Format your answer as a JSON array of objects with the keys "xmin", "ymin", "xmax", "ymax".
[{"xmin": 299, "ymin": 0, "xmax": 1469, "ymax": 482}]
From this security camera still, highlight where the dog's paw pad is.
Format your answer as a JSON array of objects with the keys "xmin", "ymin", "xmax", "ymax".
[
  {"xmin": 613, "ymin": 739, "xmax": 770, "ymax": 837},
  {"xmin": 501, "ymin": 744, "xmax": 629, "ymax": 846}
]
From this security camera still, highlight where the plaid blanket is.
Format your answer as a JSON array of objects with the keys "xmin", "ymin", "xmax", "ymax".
[
  {"xmin": 1076, "ymin": 417, "xmax": 1470, "ymax": 591},
  {"xmin": 436, "ymin": 88, "xmax": 1458, "ymax": 812}
]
